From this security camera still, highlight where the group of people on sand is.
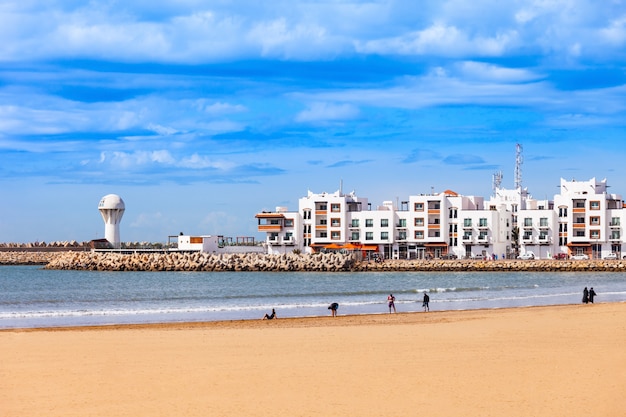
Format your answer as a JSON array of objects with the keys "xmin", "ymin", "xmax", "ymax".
[
  {"xmin": 263, "ymin": 292, "xmax": 430, "ymax": 320},
  {"xmin": 582, "ymin": 287, "xmax": 597, "ymax": 304},
  {"xmin": 387, "ymin": 292, "xmax": 429, "ymax": 313}
]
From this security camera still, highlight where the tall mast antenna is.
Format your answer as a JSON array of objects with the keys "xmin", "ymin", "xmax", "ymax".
[
  {"xmin": 514, "ymin": 143, "xmax": 523, "ymax": 190},
  {"xmin": 492, "ymin": 170, "xmax": 503, "ymax": 195}
]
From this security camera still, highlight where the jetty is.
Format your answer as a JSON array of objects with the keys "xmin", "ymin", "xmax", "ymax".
[{"xmin": 2, "ymin": 250, "xmax": 626, "ymax": 272}]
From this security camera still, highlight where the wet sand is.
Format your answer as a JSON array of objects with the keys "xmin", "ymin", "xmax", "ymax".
[{"xmin": 1, "ymin": 303, "xmax": 624, "ymax": 417}]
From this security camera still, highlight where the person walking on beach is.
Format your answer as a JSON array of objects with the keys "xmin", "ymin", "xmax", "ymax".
[
  {"xmin": 263, "ymin": 308, "xmax": 276, "ymax": 320},
  {"xmin": 328, "ymin": 302, "xmax": 339, "ymax": 317},
  {"xmin": 422, "ymin": 292, "xmax": 430, "ymax": 312},
  {"xmin": 582, "ymin": 287, "xmax": 589, "ymax": 304},
  {"xmin": 588, "ymin": 287, "xmax": 597, "ymax": 303},
  {"xmin": 387, "ymin": 294, "xmax": 396, "ymax": 313}
]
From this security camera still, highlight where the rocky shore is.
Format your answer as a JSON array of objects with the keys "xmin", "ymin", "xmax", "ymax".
[
  {"xmin": 42, "ymin": 251, "xmax": 358, "ymax": 272},
  {"xmin": 2, "ymin": 250, "xmax": 626, "ymax": 272}
]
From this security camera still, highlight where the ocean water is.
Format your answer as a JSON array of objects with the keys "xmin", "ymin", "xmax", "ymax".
[{"xmin": 1, "ymin": 265, "xmax": 625, "ymax": 329}]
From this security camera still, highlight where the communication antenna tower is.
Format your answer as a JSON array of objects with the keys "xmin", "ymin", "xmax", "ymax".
[
  {"xmin": 514, "ymin": 143, "xmax": 523, "ymax": 190},
  {"xmin": 492, "ymin": 170, "xmax": 503, "ymax": 195}
]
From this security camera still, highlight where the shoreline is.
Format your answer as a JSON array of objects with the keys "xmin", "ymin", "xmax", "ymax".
[
  {"xmin": 2, "ymin": 301, "xmax": 622, "ymax": 332},
  {"xmin": 2, "ymin": 302, "xmax": 624, "ymax": 417}
]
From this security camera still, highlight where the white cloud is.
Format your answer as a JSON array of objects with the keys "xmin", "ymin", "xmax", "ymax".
[
  {"xmin": 199, "ymin": 101, "xmax": 247, "ymax": 115},
  {"xmin": 599, "ymin": 16, "xmax": 626, "ymax": 45},
  {"xmin": 355, "ymin": 23, "xmax": 518, "ymax": 57},
  {"xmin": 455, "ymin": 61, "xmax": 543, "ymax": 83},
  {"xmin": 295, "ymin": 102, "xmax": 360, "ymax": 123}
]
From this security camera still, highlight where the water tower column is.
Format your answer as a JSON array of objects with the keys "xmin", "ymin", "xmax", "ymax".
[{"xmin": 98, "ymin": 194, "xmax": 125, "ymax": 248}]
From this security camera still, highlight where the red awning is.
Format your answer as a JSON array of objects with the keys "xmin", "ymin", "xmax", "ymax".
[
  {"xmin": 567, "ymin": 242, "xmax": 591, "ymax": 246},
  {"xmin": 425, "ymin": 243, "xmax": 448, "ymax": 247}
]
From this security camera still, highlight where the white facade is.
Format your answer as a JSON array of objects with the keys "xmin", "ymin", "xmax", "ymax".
[{"xmin": 255, "ymin": 178, "xmax": 626, "ymax": 260}]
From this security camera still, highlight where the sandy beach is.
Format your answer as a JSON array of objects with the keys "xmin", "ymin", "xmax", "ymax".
[{"xmin": 1, "ymin": 303, "xmax": 624, "ymax": 417}]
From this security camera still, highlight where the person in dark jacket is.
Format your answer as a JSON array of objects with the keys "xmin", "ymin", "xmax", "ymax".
[
  {"xmin": 422, "ymin": 292, "xmax": 430, "ymax": 312},
  {"xmin": 582, "ymin": 287, "xmax": 589, "ymax": 304}
]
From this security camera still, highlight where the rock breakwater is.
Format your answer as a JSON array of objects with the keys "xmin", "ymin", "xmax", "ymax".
[
  {"xmin": 43, "ymin": 251, "xmax": 357, "ymax": 272},
  {"xmin": 4, "ymin": 250, "xmax": 626, "ymax": 272}
]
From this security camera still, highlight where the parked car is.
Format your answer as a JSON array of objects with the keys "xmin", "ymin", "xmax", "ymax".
[
  {"xmin": 517, "ymin": 252, "xmax": 535, "ymax": 260},
  {"xmin": 603, "ymin": 253, "xmax": 618, "ymax": 260},
  {"xmin": 440, "ymin": 253, "xmax": 458, "ymax": 260},
  {"xmin": 553, "ymin": 253, "xmax": 568, "ymax": 260},
  {"xmin": 571, "ymin": 253, "xmax": 589, "ymax": 260}
]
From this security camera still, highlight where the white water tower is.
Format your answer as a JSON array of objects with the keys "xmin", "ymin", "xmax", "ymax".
[{"xmin": 98, "ymin": 194, "xmax": 125, "ymax": 248}]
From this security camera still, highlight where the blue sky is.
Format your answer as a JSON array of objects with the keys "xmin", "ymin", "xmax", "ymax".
[{"xmin": 2, "ymin": 0, "xmax": 626, "ymax": 243}]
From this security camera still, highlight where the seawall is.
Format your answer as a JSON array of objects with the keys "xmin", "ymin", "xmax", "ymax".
[{"xmin": 1, "ymin": 251, "xmax": 626, "ymax": 272}]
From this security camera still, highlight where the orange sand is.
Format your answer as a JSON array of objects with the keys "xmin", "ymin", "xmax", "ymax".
[{"xmin": 1, "ymin": 303, "xmax": 625, "ymax": 417}]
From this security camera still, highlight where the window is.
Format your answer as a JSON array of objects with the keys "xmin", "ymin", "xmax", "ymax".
[
  {"xmin": 331, "ymin": 218, "xmax": 341, "ymax": 227},
  {"xmin": 611, "ymin": 231, "xmax": 621, "ymax": 239},
  {"xmin": 479, "ymin": 218, "xmax": 488, "ymax": 227},
  {"xmin": 285, "ymin": 219, "xmax": 294, "ymax": 227},
  {"xmin": 415, "ymin": 231, "xmax": 424, "ymax": 239},
  {"xmin": 319, "ymin": 219, "xmax": 327, "ymax": 226},
  {"xmin": 414, "ymin": 203, "xmax": 424, "ymax": 211},
  {"xmin": 575, "ymin": 216, "xmax": 585, "ymax": 224},
  {"xmin": 559, "ymin": 223, "xmax": 568, "ymax": 232},
  {"xmin": 559, "ymin": 207, "xmax": 567, "ymax": 218},
  {"xmin": 524, "ymin": 218, "xmax": 532, "ymax": 227},
  {"xmin": 463, "ymin": 232, "xmax": 472, "ymax": 240},
  {"xmin": 591, "ymin": 230, "xmax": 600, "ymax": 239},
  {"xmin": 590, "ymin": 217, "xmax": 600, "ymax": 225},
  {"xmin": 285, "ymin": 232, "xmax": 293, "ymax": 240},
  {"xmin": 331, "ymin": 231, "xmax": 341, "ymax": 240},
  {"xmin": 590, "ymin": 201, "xmax": 600, "ymax": 210},
  {"xmin": 381, "ymin": 219, "xmax": 389, "ymax": 227},
  {"xmin": 611, "ymin": 217, "xmax": 620, "ymax": 226},
  {"xmin": 479, "ymin": 231, "xmax": 488, "ymax": 240},
  {"xmin": 351, "ymin": 219, "xmax": 359, "ymax": 227},
  {"xmin": 539, "ymin": 231, "xmax": 548, "ymax": 240},
  {"xmin": 319, "ymin": 232, "xmax": 327, "ymax": 238},
  {"xmin": 398, "ymin": 219, "xmax": 406, "ymax": 228},
  {"xmin": 365, "ymin": 219, "xmax": 373, "ymax": 227},
  {"xmin": 303, "ymin": 210, "xmax": 311, "ymax": 220},
  {"xmin": 318, "ymin": 204, "xmax": 327, "ymax": 210},
  {"xmin": 398, "ymin": 231, "xmax": 407, "ymax": 240},
  {"xmin": 463, "ymin": 218, "xmax": 472, "ymax": 227},
  {"xmin": 524, "ymin": 231, "xmax": 532, "ymax": 239},
  {"xmin": 449, "ymin": 208, "xmax": 458, "ymax": 218},
  {"xmin": 540, "ymin": 218, "xmax": 548, "ymax": 227},
  {"xmin": 575, "ymin": 230, "xmax": 585, "ymax": 237},
  {"xmin": 269, "ymin": 233, "xmax": 278, "ymax": 241},
  {"xmin": 365, "ymin": 232, "xmax": 373, "ymax": 241},
  {"xmin": 331, "ymin": 203, "xmax": 341, "ymax": 212},
  {"xmin": 415, "ymin": 218, "xmax": 424, "ymax": 227},
  {"xmin": 381, "ymin": 232, "xmax": 389, "ymax": 240},
  {"xmin": 351, "ymin": 232, "xmax": 360, "ymax": 240}
]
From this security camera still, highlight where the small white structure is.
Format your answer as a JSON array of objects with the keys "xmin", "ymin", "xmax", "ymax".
[
  {"xmin": 177, "ymin": 235, "xmax": 219, "ymax": 252},
  {"xmin": 98, "ymin": 194, "xmax": 125, "ymax": 248}
]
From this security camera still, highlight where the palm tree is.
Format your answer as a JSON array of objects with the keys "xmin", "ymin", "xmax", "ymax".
[{"xmin": 511, "ymin": 226, "xmax": 520, "ymax": 258}]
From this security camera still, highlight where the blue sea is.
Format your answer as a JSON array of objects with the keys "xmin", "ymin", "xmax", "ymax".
[{"xmin": 1, "ymin": 265, "xmax": 625, "ymax": 329}]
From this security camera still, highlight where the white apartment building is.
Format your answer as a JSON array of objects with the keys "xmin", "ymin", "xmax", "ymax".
[{"xmin": 255, "ymin": 178, "xmax": 625, "ymax": 260}]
